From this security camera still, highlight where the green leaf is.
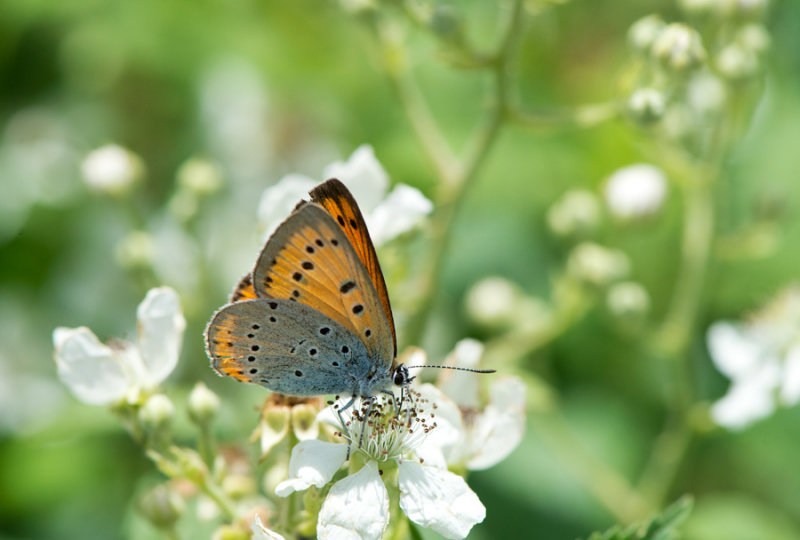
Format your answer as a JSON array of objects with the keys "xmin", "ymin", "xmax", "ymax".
[{"xmin": 586, "ymin": 496, "xmax": 693, "ymax": 540}]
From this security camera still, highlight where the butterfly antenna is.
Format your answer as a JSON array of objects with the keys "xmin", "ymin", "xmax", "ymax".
[{"xmin": 405, "ymin": 365, "xmax": 496, "ymax": 374}]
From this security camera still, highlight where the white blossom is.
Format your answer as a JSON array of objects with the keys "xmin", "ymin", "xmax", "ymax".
[
  {"xmin": 53, "ymin": 287, "xmax": 185, "ymax": 405},
  {"xmin": 708, "ymin": 286, "xmax": 800, "ymax": 429},
  {"xmin": 417, "ymin": 339, "xmax": 527, "ymax": 471},
  {"xmin": 604, "ymin": 164, "xmax": 667, "ymax": 220},
  {"xmin": 276, "ymin": 391, "xmax": 485, "ymax": 539},
  {"xmin": 258, "ymin": 145, "xmax": 432, "ymax": 245}
]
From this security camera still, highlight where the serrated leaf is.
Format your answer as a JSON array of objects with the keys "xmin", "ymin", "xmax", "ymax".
[{"xmin": 584, "ymin": 496, "xmax": 693, "ymax": 540}]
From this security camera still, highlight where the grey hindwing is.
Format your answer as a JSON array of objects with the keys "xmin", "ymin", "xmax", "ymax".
[{"xmin": 207, "ymin": 298, "xmax": 372, "ymax": 396}]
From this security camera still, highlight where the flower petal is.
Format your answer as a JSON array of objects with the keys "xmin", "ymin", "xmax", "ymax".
[
  {"xmin": 780, "ymin": 345, "xmax": 800, "ymax": 405},
  {"xmin": 136, "ymin": 287, "xmax": 186, "ymax": 387},
  {"xmin": 257, "ymin": 174, "xmax": 317, "ymax": 238},
  {"xmin": 438, "ymin": 339, "xmax": 484, "ymax": 408},
  {"xmin": 467, "ymin": 376, "xmax": 526, "ymax": 470},
  {"xmin": 252, "ymin": 515, "xmax": 286, "ymax": 540},
  {"xmin": 367, "ymin": 183, "xmax": 432, "ymax": 246},
  {"xmin": 413, "ymin": 384, "xmax": 464, "ymax": 468},
  {"xmin": 274, "ymin": 440, "xmax": 347, "ymax": 496},
  {"xmin": 322, "ymin": 145, "xmax": 388, "ymax": 212},
  {"xmin": 707, "ymin": 322, "xmax": 762, "ymax": 379},
  {"xmin": 398, "ymin": 461, "xmax": 485, "ymax": 539},
  {"xmin": 52, "ymin": 327, "xmax": 130, "ymax": 405},
  {"xmin": 317, "ymin": 461, "xmax": 389, "ymax": 540},
  {"xmin": 711, "ymin": 359, "xmax": 781, "ymax": 430}
]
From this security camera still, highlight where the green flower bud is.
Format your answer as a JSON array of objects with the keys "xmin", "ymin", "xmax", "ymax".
[
  {"xmin": 138, "ymin": 483, "xmax": 185, "ymax": 529},
  {"xmin": 177, "ymin": 157, "xmax": 223, "ymax": 196},
  {"xmin": 139, "ymin": 393, "xmax": 175, "ymax": 431},
  {"xmin": 546, "ymin": 189, "xmax": 601, "ymax": 238},
  {"xmin": 115, "ymin": 230, "xmax": 155, "ymax": 270},
  {"xmin": 716, "ymin": 43, "xmax": 759, "ymax": 80},
  {"xmin": 652, "ymin": 23, "xmax": 706, "ymax": 72},
  {"xmin": 627, "ymin": 88, "xmax": 666, "ymax": 125},
  {"xmin": 736, "ymin": 23, "xmax": 770, "ymax": 54},
  {"xmin": 291, "ymin": 403, "xmax": 320, "ymax": 441},
  {"xmin": 81, "ymin": 144, "xmax": 144, "ymax": 197},
  {"xmin": 606, "ymin": 281, "xmax": 651, "ymax": 320},
  {"xmin": 567, "ymin": 243, "xmax": 630, "ymax": 288},
  {"xmin": 172, "ymin": 446, "xmax": 209, "ymax": 485},
  {"xmin": 188, "ymin": 382, "xmax": 220, "ymax": 425},
  {"xmin": 465, "ymin": 276, "xmax": 519, "ymax": 330},
  {"xmin": 678, "ymin": 0, "xmax": 716, "ymax": 17}
]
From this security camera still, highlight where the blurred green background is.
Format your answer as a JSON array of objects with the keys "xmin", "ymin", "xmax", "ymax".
[{"xmin": 2, "ymin": 0, "xmax": 800, "ymax": 539}]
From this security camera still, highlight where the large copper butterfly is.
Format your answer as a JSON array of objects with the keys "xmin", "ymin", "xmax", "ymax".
[{"xmin": 205, "ymin": 179, "xmax": 411, "ymax": 410}]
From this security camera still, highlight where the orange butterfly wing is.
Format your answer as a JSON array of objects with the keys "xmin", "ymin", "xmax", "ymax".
[
  {"xmin": 229, "ymin": 273, "xmax": 258, "ymax": 302},
  {"xmin": 251, "ymin": 202, "xmax": 394, "ymax": 367},
  {"xmin": 309, "ymin": 179, "xmax": 397, "ymax": 357}
]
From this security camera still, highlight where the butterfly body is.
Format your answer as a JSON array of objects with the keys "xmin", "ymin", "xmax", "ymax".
[{"xmin": 206, "ymin": 179, "xmax": 402, "ymax": 402}]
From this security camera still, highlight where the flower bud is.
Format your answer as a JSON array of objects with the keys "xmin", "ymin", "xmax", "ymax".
[
  {"xmin": 627, "ymin": 88, "xmax": 666, "ymax": 125},
  {"xmin": 546, "ymin": 189, "xmax": 601, "ymax": 238},
  {"xmin": 115, "ymin": 230, "xmax": 155, "ymax": 270},
  {"xmin": 607, "ymin": 281, "xmax": 651, "ymax": 320},
  {"xmin": 678, "ymin": 0, "xmax": 716, "ymax": 17},
  {"xmin": 81, "ymin": 144, "xmax": 144, "ymax": 196},
  {"xmin": 687, "ymin": 71, "xmax": 727, "ymax": 117},
  {"xmin": 259, "ymin": 404, "xmax": 290, "ymax": 457},
  {"xmin": 138, "ymin": 483, "xmax": 185, "ymax": 529},
  {"xmin": 716, "ymin": 43, "xmax": 759, "ymax": 80},
  {"xmin": 465, "ymin": 276, "xmax": 519, "ymax": 330},
  {"xmin": 139, "ymin": 393, "xmax": 175, "ymax": 431},
  {"xmin": 567, "ymin": 243, "xmax": 630, "ymax": 287},
  {"xmin": 715, "ymin": 0, "xmax": 768, "ymax": 20},
  {"xmin": 291, "ymin": 403, "xmax": 320, "ymax": 441},
  {"xmin": 604, "ymin": 164, "xmax": 667, "ymax": 220},
  {"xmin": 736, "ymin": 23, "xmax": 770, "ymax": 54},
  {"xmin": 652, "ymin": 23, "xmax": 706, "ymax": 72},
  {"xmin": 177, "ymin": 157, "xmax": 223, "ymax": 196},
  {"xmin": 188, "ymin": 382, "xmax": 220, "ymax": 425},
  {"xmin": 628, "ymin": 14, "xmax": 666, "ymax": 53},
  {"xmin": 222, "ymin": 474, "xmax": 256, "ymax": 499},
  {"xmin": 172, "ymin": 447, "xmax": 209, "ymax": 485}
]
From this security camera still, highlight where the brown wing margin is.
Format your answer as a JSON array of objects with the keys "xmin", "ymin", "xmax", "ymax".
[{"xmin": 309, "ymin": 178, "xmax": 397, "ymax": 356}]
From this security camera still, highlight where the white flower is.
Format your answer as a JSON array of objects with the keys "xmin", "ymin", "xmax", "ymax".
[
  {"xmin": 258, "ymin": 145, "xmax": 432, "ymax": 245},
  {"xmin": 708, "ymin": 286, "xmax": 800, "ymax": 429},
  {"xmin": 546, "ymin": 189, "xmax": 601, "ymax": 237},
  {"xmin": 81, "ymin": 144, "xmax": 143, "ymax": 195},
  {"xmin": 275, "ymin": 394, "xmax": 485, "ymax": 540},
  {"xmin": 417, "ymin": 339, "xmax": 527, "ymax": 471},
  {"xmin": 604, "ymin": 164, "xmax": 667, "ymax": 220},
  {"xmin": 53, "ymin": 287, "xmax": 185, "ymax": 405},
  {"xmin": 252, "ymin": 515, "xmax": 286, "ymax": 540}
]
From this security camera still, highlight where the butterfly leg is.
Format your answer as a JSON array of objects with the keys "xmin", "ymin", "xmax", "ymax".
[{"xmin": 337, "ymin": 395, "xmax": 358, "ymax": 460}]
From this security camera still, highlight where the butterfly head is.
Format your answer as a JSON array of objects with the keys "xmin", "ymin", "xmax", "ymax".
[{"xmin": 392, "ymin": 364, "xmax": 414, "ymax": 387}]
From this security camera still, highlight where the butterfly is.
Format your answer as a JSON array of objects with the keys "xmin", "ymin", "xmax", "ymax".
[{"xmin": 205, "ymin": 178, "xmax": 412, "ymax": 417}]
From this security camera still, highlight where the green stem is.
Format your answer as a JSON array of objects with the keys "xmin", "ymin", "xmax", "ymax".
[
  {"xmin": 201, "ymin": 476, "xmax": 238, "ymax": 522},
  {"xmin": 508, "ymin": 102, "xmax": 620, "ymax": 132},
  {"xmin": 401, "ymin": 0, "xmax": 525, "ymax": 347},
  {"xmin": 197, "ymin": 422, "xmax": 215, "ymax": 468}
]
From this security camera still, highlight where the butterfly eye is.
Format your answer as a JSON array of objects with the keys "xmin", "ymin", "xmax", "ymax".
[{"xmin": 393, "ymin": 365, "xmax": 410, "ymax": 386}]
